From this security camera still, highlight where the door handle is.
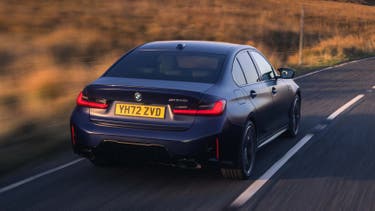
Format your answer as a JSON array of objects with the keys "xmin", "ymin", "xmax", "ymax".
[
  {"xmin": 272, "ymin": 87, "xmax": 277, "ymax": 94},
  {"xmin": 250, "ymin": 90, "xmax": 257, "ymax": 98}
]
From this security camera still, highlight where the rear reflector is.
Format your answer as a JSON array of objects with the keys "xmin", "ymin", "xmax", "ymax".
[
  {"xmin": 216, "ymin": 137, "xmax": 220, "ymax": 160},
  {"xmin": 173, "ymin": 100, "xmax": 226, "ymax": 116},
  {"xmin": 76, "ymin": 92, "xmax": 108, "ymax": 109},
  {"xmin": 71, "ymin": 125, "xmax": 76, "ymax": 145}
]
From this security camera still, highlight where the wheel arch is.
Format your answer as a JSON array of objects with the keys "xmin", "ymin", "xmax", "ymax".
[{"xmin": 296, "ymin": 88, "xmax": 301, "ymax": 99}]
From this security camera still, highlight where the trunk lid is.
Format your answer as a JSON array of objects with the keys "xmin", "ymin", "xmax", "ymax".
[{"xmin": 86, "ymin": 77, "xmax": 214, "ymax": 131}]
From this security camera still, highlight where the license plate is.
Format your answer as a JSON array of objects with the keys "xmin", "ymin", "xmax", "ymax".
[{"xmin": 115, "ymin": 103, "xmax": 166, "ymax": 119}]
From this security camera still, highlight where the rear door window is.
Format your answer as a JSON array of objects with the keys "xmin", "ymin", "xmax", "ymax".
[
  {"xmin": 232, "ymin": 59, "xmax": 246, "ymax": 86},
  {"xmin": 236, "ymin": 51, "xmax": 259, "ymax": 84}
]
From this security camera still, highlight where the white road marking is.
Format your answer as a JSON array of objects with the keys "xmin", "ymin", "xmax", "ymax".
[
  {"xmin": 294, "ymin": 67, "xmax": 331, "ymax": 80},
  {"xmin": 327, "ymin": 94, "xmax": 364, "ymax": 121},
  {"xmin": 294, "ymin": 57, "xmax": 374, "ymax": 80},
  {"xmin": 372, "ymin": 85, "xmax": 375, "ymax": 89},
  {"xmin": 230, "ymin": 134, "xmax": 314, "ymax": 208},
  {"xmin": 0, "ymin": 158, "xmax": 84, "ymax": 194}
]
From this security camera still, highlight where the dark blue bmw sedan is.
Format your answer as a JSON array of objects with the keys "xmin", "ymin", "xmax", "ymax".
[{"xmin": 70, "ymin": 41, "xmax": 300, "ymax": 179}]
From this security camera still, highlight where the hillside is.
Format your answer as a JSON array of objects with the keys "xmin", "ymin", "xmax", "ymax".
[
  {"xmin": 0, "ymin": 0, "xmax": 374, "ymax": 174},
  {"xmin": 330, "ymin": 0, "xmax": 375, "ymax": 5}
]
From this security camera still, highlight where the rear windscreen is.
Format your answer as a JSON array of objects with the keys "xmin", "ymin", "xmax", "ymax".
[{"xmin": 104, "ymin": 50, "xmax": 226, "ymax": 83}]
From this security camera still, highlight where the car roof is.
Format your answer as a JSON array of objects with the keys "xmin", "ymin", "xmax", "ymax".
[{"xmin": 138, "ymin": 40, "xmax": 255, "ymax": 54}]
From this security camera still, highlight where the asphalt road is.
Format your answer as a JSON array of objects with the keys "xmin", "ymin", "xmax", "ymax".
[{"xmin": 0, "ymin": 57, "xmax": 374, "ymax": 211}]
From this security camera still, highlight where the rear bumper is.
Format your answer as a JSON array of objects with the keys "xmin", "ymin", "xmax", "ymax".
[
  {"xmin": 70, "ymin": 107, "xmax": 231, "ymax": 165},
  {"xmin": 74, "ymin": 135, "xmax": 219, "ymax": 165}
]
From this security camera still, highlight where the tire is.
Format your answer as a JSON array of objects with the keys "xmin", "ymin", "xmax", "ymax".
[
  {"xmin": 286, "ymin": 95, "xmax": 301, "ymax": 137},
  {"xmin": 221, "ymin": 121, "xmax": 256, "ymax": 180}
]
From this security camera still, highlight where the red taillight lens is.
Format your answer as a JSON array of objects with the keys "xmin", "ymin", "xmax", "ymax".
[
  {"xmin": 173, "ymin": 100, "xmax": 226, "ymax": 116},
  {"xmin": 76, "ymin": 92, "xmax": 108, "ymax": 109}
]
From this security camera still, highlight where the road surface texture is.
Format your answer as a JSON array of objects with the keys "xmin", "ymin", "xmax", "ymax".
[{"xmin": 0, "ymin": 57, "xmax": 374, "ymax": 211}]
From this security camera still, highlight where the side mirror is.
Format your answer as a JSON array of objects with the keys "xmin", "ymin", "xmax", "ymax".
[{"xmin": 277, "ymin": 67, "xmax": 295, "ymax": 79}]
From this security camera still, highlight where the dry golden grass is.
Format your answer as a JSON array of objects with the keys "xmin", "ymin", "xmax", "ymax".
[{"xmin": 0, "ymin": 0, "xmax": 374, "ymax": 173}]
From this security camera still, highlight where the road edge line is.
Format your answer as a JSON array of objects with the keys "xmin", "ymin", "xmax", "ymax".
[
  {"xmin": 295, "ymin": 57, "xmax": 375, "ymax": 80},
  {"xmin": 0, "ymin": 158, "xmax": 84, "ymax": 194}
]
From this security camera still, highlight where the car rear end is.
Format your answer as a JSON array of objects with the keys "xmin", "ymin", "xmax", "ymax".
[{"xmin": 70, "ymin": 44, "xmax": 229, "ymax": 166}]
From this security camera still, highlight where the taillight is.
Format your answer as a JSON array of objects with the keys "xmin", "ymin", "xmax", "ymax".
[
  {"xmin": 173, "ymin": 100, "xmax": 226, "ymax": 116},
  {"xmin": 76, "ymin": 92, "xmax": 108, "ymax": 109}
]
